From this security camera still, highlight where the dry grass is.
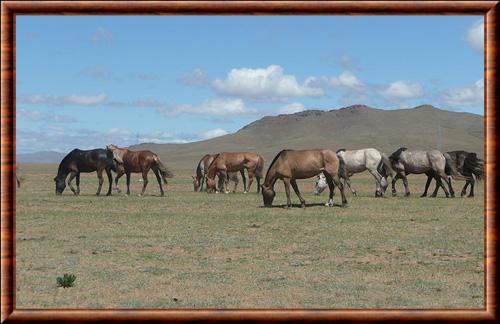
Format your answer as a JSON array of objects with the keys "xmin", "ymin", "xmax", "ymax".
[{"xmin": 16, "ymin": 164, "xmax": 484, "ymax": 308}]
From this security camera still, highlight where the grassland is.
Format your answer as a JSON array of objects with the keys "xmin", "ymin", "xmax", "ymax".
[{"xmin": 16, "ymin": 163, "xmax": 484, "ymax": 308}]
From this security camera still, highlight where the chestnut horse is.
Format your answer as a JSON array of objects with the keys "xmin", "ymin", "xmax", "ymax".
[
  {"xmin": 106, "ymin": 144, "xmax": 173, "ymax": 196},
  {"xmin": 262, "ymin": 149, "xmax": 348, "ymax": 208},
  {"xmin": 205, "ymin": 152, "xmax": 264, "ymax": 194},
  {"xmin": 192, "ymin": 154, "xmax": 242, "ymax": 192}
]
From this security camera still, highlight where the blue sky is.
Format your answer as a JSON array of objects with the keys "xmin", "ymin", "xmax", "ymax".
[{"xmin": 16, "ymin": 16, "xmax": 484, "ymax": 153}]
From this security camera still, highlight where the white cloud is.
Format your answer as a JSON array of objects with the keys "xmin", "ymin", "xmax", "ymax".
[
  {"xmin": 442, "ymin": 79, "xmax": 483, "ymax": 106},
  {"xmin": 305, "ymin": 71, "xmax": 364, "ymax": 90},
  {"xmin": 212, "ymin": 65, "xmax": 323, "ymax": 100},
  {"xmin": 18, "ymin": 93, "xmax": 108, "ymax": 106},
  {"xmin": 178, "ymin": 69, "xmax": 208, "ymax": 86},
  {"xmin": 91, "ymin": 27, "xmax": 113, "ymax": 43},
  {"xmin": 279, "ymin": 102, "xmax": 306, "ymax": 114},
  {"xmin": 167, "ymin": 98, "xmax": 256, "ymax": 117},
  {"xmin": 130, "ymin": 72, "xmax": 159, "ymax": 81},
  {"xmin": 467, "ymin": 20, "xmax": 484, "ymax": 52},
  {"xmin": 80, "ymin": 65, "xmax": 113, "ymax": 80},
  {"xmin": 201, "ymin": 128, "xmax": 229, "ymax": 139},
  {"xmin": 381, "ymin": 81, "xmax": 424, "ymax": 100},
  {"xmin": 18, "ymin": 109, "xmax": 77, "ymax": 123}
]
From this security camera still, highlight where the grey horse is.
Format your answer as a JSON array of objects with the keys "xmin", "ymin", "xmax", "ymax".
[
  {"xmin": 387, "ymin": 147, "xmax": 463, "ymax": 197},
  {"xmin": 314, "ymin": 148, "xmax": 394, "ymax": 197}
]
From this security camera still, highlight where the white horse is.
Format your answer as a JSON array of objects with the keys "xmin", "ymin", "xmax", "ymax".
[{"xmin": 314, "ymin": 148, "xmax": 394, "ymax": 197}]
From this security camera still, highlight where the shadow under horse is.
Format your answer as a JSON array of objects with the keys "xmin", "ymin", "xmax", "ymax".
[{"xmin": 54, "ymin": 148, "xmax": 115, "ymax": 196}]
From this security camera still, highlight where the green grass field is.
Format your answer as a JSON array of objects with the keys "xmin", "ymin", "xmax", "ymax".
[{"xmin": 16, "ymin": 163, "xmax": 484, "ymax": 308}]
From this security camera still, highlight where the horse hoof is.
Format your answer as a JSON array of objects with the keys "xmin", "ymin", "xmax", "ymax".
[
  {"xmin": 225, "ymin": 191, "xmax": 230, "ymax": 194},
  {"xmin": 392, "ymin": 192, "xmax": 397, "ymax": 197},
  {"xmin": 420, "ymin": 194, "xmax": 426, "ymax": 198},
  {"xmin": 106, "ymin": 193, "xmax": 112, "ymax": 196},
  {"xmin": 405, "ymin": 193, "xmax": 411, "ymax": 197},
  {"xmin": 243, "ymin": 191, "xmax": 248, "ymax": 194},
  {"xmin": 353, "ymin": 192, "xmax": 358, "ymax": 197},
  {"xmin": 301, "ymin": 203, "xmax": 306, "ymax": 208}
]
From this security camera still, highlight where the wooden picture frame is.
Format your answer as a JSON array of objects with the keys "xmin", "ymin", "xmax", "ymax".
[{"xmin": 1, "ymin": 1, "xmax": 498, "ymax": 322}]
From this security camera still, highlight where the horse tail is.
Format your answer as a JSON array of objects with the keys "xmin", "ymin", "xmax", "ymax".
[
  {"xmin": 106, "ymin": 149, "xmax": 117, "ymax": 172},
  {"xmin": 444, "ymin": 152, "xmax": 469, "ymax": 181},
  {"xmin": 464, "ymin": 152, "xmax": 484, "ymax": 181},
  {"xmin": 378, "ymin": 153, "xmax": 395, "ymax": 178},
  {"xmin": 154, "ymin": 155, "xmax": 174, "ymax": 183},
  {"xmin": 256, "ymin": 155, "xmax": 265, "ymax": 178},
  {"xmin": 338, "ymin": 155, "xmax": 349, "ymax": 180}
]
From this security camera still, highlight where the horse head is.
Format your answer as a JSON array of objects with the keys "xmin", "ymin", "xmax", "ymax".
[
  {"xmin": 205, "ymin": 176, "xmax": 217, "ymax": 193},
  {"xmin": 261, "ymin": 184, "xmax": 276, "ymax": 207},
  {"xmin": 54, "ymin": 176, "xmax": 66, "ymax": 195},
  {"xmin": 313, "ymin": 174, "xmax": 328, "ymax": 195},
  {"xmin": 192, "ymin": 176, "xmax": 200, "ymax": 192}
]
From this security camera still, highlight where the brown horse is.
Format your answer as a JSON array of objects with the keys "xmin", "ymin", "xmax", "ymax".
[
  {"xmin": 205, "ymin": 152, "xmax": 264, "ymax": 194},
  {"xmin": 106, "ymin": 144, "xmax": 173, "ymax": 196},
  {"xmin": 262, "ymin": 149, "xmax": 347, "ymax": 208},
  {"xmin": 192, "ymin": 154, "xmax": 242, "ymax": 192}
]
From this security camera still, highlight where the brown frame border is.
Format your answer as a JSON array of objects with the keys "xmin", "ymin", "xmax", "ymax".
[{"xmin": 1, "ymin": 1, "xmax": 498, "ymax": 322}]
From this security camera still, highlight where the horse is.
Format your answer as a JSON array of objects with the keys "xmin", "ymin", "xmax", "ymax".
[
  {"xmin": 422, "ymin": 151, "xmax": 483, "ymax": 198},
  {"xmin": 106, "ymin": 144, "xmax": 173, "ymax": 196},
  {"xmin": 192, "ymin": 154, "xmax": 243, "ymax": 193},
  {"xmin": 53, "ymin": 148, "xmax": 115, "ymax": 196},
  {"xmin": 261, "ymin": 149, "xmax": 348, "ymax": 208},
  {"xmin": 313, "ymin": 148, "xmax": 394, "ymax": 197},
  {"xmin": 387, "ymin": 147, "xmax": 461, "ymax": 197},
  {"xmin": 205, "ymin": 152, "xmax": 264, "ymax": 194}
]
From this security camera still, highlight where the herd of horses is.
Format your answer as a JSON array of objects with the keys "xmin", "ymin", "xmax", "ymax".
[{"xmin": 51, "ymin": 144, "xmax": 484, "ymax": 208}]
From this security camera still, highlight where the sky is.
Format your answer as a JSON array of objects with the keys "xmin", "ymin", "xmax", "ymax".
[{"xmin": 16, "ymin": 16, "xmax": 484, "ymax": 154}]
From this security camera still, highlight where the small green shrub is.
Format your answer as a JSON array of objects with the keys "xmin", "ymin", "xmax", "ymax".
[{"xmin": 56, "ymin": 273, "xmax": 76, "ymax": 288}]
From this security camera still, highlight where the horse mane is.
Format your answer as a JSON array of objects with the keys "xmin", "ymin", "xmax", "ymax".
[
  {"xmin": 389, "ymin": 147, "xmax": 407, "ymax": 162},
  {"xmin": 57, "ymin": 149, "xmax": 79, "ymax": 175},
  {"xmin": 207, "ymin": 153, "xmax": 220, "ymax": 171},
  {"xmin": 264, "ymin": 149, "xmax": 291, "ymax": 182},
  {"xmin": 336, "ymin": 148, "xmax": 346, "ymax": 154}
]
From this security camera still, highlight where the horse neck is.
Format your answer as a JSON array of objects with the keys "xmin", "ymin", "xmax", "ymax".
[
  {"xmin": 56, "ymin": 163, "xmax": 70, "ymax": 180},
  {"xmin": 206, "ymin": 161, "xmax": 218, "ymax": 179},
  {"xmin": 263, "ymin": 164, "xmax": 278, "ymax": 188}
]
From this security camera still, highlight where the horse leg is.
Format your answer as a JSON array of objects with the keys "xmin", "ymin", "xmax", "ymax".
[
  {"xmin": 283, "ymin": 178, "xmax": 292, "ymax": 208},
  {"xmin": 126, "ymin": 172, "xmax": 131, "ymax": 196},
  {"xmin": 436, "ymin": 171, "xmax": 451, "ymax": 198},
  {"xmin": 96, "ymin": 169, "xmax": 104, "ymax": 196},
  {"xmin": 461, "ymin": 181, "xmax": 470, "ymax": 197},
  {"xmin": 67, "ymin": 172, "xmax": 78, "ymax": 195},
  {"xmin": 392, "ymin": 173, "xmax": 402, "ymax": 196},
  {"xmin": 139, "ymin": 169, "xmax": 149, "ymax": 196},
  {"xmin": 256, "ymin": 175, "xmax": 261, "ymax": 194},
  {"xmin": 468, "ymin": 174, "xmax": 476, "ymax": 197},
  {"xmin": 233, "ymin": 175, "xmax": 239, "ymax": 193},
  {"xmin": 75, "ymin": 173, "xmax": 81, "ymax": 196},
  {"xmin": 323, "ymin": 172, "xmax": 336, "ymax": 207},
  {"xmin": 246, "ymin": 171, "xmax": 255, "ymax": 194},
  {"xmin": 401, "ymin": 172, "xmax": 410, "ymax": 197},
  {"xmin": 115, "ymin": 171, "xmax": 123, "ymax": 193},
  {"xmin": 421, "ymin": 171, "xmax": 433, "ymax": 197},
  {"xmin": 344, "ymin": 176, "xmax": 356, "ymax": 197},
  {"xmin": 200, "ymin": 174, "xmax": 205, "ymax": 192},
  {"xmin": 240, "ymin": 170, "xmax": 247, "ymax": 193},
  {"xmin": 105, "ymin": 168, "xmax": 112, "ymax": 196},
  {"xmin": 290, "ymin": 179, "xmax": 306, "ymax": 208},
  {"xmin": 153, "ymin": 168, "xmax": 164, "ymax": 197},
  {"xmin": 368, "ymin": 169, "xmax": 384, "ymax": 197}
]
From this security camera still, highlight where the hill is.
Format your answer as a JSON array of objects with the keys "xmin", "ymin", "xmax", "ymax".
[
  {"xmin": 17, "ymin": 105, "xmax": 483, "ymax": 168},
  {"xmin": 131, "ymin": 104, "xmax": 484, "ymax": 169}
]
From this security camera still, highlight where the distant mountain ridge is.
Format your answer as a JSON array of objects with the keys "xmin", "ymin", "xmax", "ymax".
[{"xmin": 18, "ymin": 105, "xmax": 484, "ymax": 167}]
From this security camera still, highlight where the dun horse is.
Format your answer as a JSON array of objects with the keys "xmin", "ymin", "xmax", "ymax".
[
  {"xmin": 205, "ymin": 152, "xmax": 264, "ymax": 193},
  {"xmin": 192, "ymin": 154, "xmax": 241, "ymax": 193},
  {"xmin": 314, "ymin": 148, "xmax": 393, "ymax": 197},
  {"xmin": 387, "ymin": 147, "xmax": 462, "ymax": 197},
  {"xmin": 262, "ymin": 149, "xmax": 347, "ymax": 208},
  {"xmin": 107, "ymin": 144, "xmax": 173, "ymax": 196},
  {"xmin": 422, "ymin": 151, "xmax": 483, "ymax": 198},
  {"xmin": 54, "ymin": 148, "xmax": 115, "ymax": 196}
]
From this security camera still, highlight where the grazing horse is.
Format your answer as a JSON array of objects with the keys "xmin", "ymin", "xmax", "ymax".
[
  {"xmin": 262, "ymin": 149, "xmax": 347, "ymax": 208},
  {"xmin": 422, "ymin": 151, "xmax": 483, "ymax": 198},
  {"xmin": 53, "ymin": 148, "xmax": 115, "ymax": 196},
  {"xmin": 387, "ymin": 147, "xmax": 457, "ymax": 197},
  {"xmin": 314, "ymin": 148, "xmax": 394, "ymax": 197},
  {"xmin": 205, "ymin": 152, "xmax": 264, "ymax": 194},
  {"xmin": 106, "ymin": 144, "xmax": 173, "ymax": 196},
  {"xmin": 192, "ymin": 154, "xmax": 242, "ymax": 192}
]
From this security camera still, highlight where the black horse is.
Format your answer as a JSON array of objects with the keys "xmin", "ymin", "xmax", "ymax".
[
  {"xmin": 54, "ymin": 148, "xmax": 116, "ymax": 196},
  {"xmin": 422, "ymin": 151, "xmax": 483, "ymax": 198}
]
